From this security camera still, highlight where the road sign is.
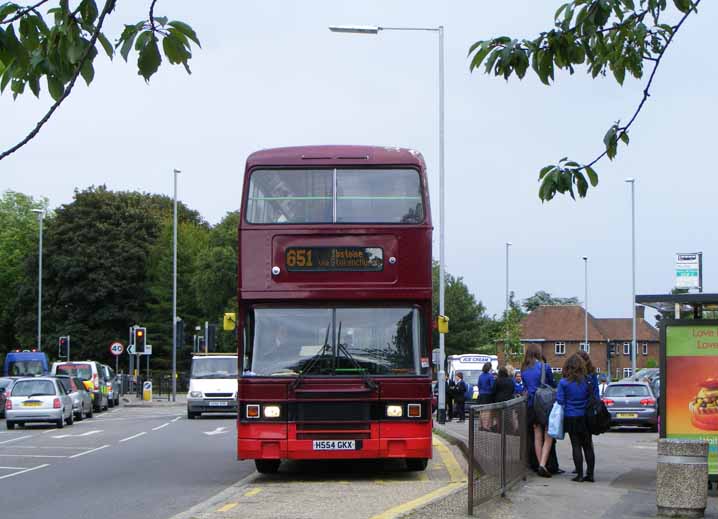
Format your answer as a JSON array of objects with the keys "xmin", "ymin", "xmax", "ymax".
[
  {"xmin": 675, "ymin": 252, "xmax": 702, "ymax": 290},
  {"xmin": 109, "ymin": 342, "xmax": 124, "ymax": 356},
  {"xmin": 127, "ymin": 344, "xmax": 136, "ymax": 355},
  {"xmin": 145, "ymin": 344, "xmax": 152, "ymax": 355}
]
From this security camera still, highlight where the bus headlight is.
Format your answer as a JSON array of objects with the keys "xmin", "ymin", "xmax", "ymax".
[
  {"xmin": 263, "ymin": 405, "xmax": 281, "ymax": 418},
  {"xmin": 189, "ymin": 391, "xmax": 202, "ymax": 398},
  {"xmin": 386, "ymin": 405, "xmax": 403, "ymax": 418}
]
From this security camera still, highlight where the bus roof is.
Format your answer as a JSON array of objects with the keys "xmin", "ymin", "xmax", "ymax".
[{"xmin": 246, "ymin": 145, "xmax": 425, "ymax": 169}]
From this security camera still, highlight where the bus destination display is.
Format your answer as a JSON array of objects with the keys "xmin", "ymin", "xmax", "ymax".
[{"xmin": 285, "ymin": 247, "xmax": 383, "ymax": 272}]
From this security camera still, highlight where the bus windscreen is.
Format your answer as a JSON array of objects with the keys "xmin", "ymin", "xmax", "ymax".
[
  {"xmin": 245, "ymin": 307, "xmax": 426, "ymax": 377},
  {"xmin": 246, "ymin": 168, "xmax": 424, "ymax": 224}
]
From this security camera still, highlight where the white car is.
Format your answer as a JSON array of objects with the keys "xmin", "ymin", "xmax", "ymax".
[
  {"xmin": 5, "ymin": 377, "xmax": 74, "ymax": 429},
  {"xmin": 187, "ymin": 355, "xmax": 238, "ymax": 419}
]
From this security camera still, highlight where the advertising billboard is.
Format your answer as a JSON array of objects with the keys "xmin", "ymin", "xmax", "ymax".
[{"xmin": 664, "ymin": 322, "xmax": 718, "ymax": 474}]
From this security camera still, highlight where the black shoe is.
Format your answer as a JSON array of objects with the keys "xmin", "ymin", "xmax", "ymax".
[
  {"xmin": 551, "ymin": 468, "xmax": 565, "ymax": 475},
  {"xmin": 571, "ymin": 469, "xmax": 577, "ymax": 474},
  {"xmin": 571, "ymin": 475, "xmax": 584, "ymax": 482},
  {"xmin": 583, "ymin": 475, "xmax": 594, "ymax": 483},
  {"xmin": 537, "ymin": 466, "xmax": 552, "ymax": 478}
]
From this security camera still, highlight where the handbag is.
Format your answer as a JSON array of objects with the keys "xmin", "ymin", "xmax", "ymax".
[
  {"xmin": 533, "ymin": 362, "xmax": 556, "ymax": 426},
  {"xmin": 586, "ymin": 376, "xmax": 611, "ymax": 435},
  {"xmin": 548, "ymin": 402, "xmax": 565, "ymax": 440}
]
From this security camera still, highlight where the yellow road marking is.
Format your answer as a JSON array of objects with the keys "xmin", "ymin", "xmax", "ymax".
[
  {"xmin": 417, "ymin": 472, "xmax": 429, "ymax": 482},
  {"xmin": 433, "ymin": 435, "xmax": 465, "ymax": 483},
  {"xmin": 244, "ymin": 488, "xmax": 262, "ymax": 497},
  {"xmin": 368, "ymin": 434, "xmax": 466, "ymax": 519},
  {"xmin": 216, "ymin": 502, "xmax": 238, "ymax": 512},
  {"xmin": 375, "ymin": 479, "xmax": 387, "ymax": 485}
]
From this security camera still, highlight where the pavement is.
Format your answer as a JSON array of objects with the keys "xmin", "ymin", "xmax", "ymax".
[
  {"xmin": 425, "ymin": 418, "xmax": 718, "ymax": 519},
  {"xmin": 121, "ymin": 392, "xmax": 188, "ymax": 407},
  {"xmin": 1, "ymin": 403, "xmax": 253, "ymax": 519}
]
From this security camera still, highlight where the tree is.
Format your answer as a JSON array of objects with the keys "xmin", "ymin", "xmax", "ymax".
[
  {"xmin": 0, "ymin": 1, "xmax": 200, "ymax": 160},
  {"xmin": 0, "ymin": 191, "xmax": 46, "ymax": 351},
  {"xmin": 523, "ymin": 290, "xmax": 580, "ymax": 312},
  {"xmin": 432, "ymin": 261, "xmax": 495, "ymax": 356},
  {"xmin": 468, "ymin": 0, "xmax": 702, "ymax": 201}
]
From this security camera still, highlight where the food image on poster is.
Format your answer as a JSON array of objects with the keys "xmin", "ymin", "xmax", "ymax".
[{"xmin": 665, "ymin": 324, "xmax": 718, "ymax": 475}]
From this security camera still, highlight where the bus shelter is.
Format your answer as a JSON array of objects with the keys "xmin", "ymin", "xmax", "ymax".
[{"xmin": 637, "ymin": 293, "xmax": 718, "ymax": 479}]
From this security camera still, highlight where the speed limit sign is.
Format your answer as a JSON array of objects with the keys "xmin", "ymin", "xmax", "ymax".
[{"xmin": 109, "ymin": 342, "xmax": 124, "ymax": 356}]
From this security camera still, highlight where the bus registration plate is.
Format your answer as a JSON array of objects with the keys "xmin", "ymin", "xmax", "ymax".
[{"xmin": 312, "ymin": 440, "xmax": 356, "ymax": 451}]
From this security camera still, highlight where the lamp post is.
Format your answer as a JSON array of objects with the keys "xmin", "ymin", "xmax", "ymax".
[
  {"xmin": 505, "ymin": 242, "xmax": 512, "ymax": 314},
  {"xmin": 582, "ymin": 256, "xmax": 588, "ymax": 348},
  {"xmin": 625, "ymin": 178, "xmax": 637, "ymax": 375},
  {"xmin": 32, "ymin": 208, "xmax": 45, "ymax": 351},
  {"xmin": 172, "ymin": 169, "xmax": 180, "ymax": 402},
  {"xmin": 329, "ymin": 24, "xmax": 447, "ymax": 422}
]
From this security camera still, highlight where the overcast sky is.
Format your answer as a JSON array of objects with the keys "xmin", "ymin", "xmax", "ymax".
[{"xmin": 2, "ymin": 1, "xmax": 715, "ymax": 320}]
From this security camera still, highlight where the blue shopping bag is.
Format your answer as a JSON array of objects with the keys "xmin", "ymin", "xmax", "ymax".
[{"xmin": 548, "ymin": 402, "xmax": 564, "ymax": 440}]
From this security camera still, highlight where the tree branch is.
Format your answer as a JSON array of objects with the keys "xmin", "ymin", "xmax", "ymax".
[
  {"xmin": 0, "ymin": 0, "xmax": 115, "ymax": 162},
  {"xmin": 148, "ymin": 0, "xmax": 158, "ymax": 30},
  {"xmin": 579, "ymin": 0, "xmax": 701, "ymax": 171},
  {"xmin": 1, "ymin": 0, "xmax": 50, "ymax": 24}
]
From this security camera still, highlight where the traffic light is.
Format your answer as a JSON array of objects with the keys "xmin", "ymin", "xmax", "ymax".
[
  {"xmin": 207, "ymin": 324, "xmax": 217, "ymax": 352},
  {"xmin": 58, "ymin": 336, "xmax": 69, "ymax": 358},
  {"xmin": 134, "ymin": 327, "xmax": 147, "ymax": 354}
]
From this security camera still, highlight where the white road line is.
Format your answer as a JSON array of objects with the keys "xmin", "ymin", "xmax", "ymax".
[
  {"xmin": 204, "ymin": 427, "xmax": 228, "ymax": 436},
  {"xmin": 68, "ymin": 445, "xmax": 110, "ymax": 459},
  {"xmin": 152, "ymin": 423, "xmax": 170, "ymax": 431},
  {"xmin": 171, "ymin": 416, "xmax": 181, "ymax": 422},
  {"xmin": 119, "ymin": 432, "xmax": 147, "ymax": 443},
  {"xmin": 0, "ymin": 454, "xmax": 67, "ymax": 458},
  {"xmin": 51, "ymin": 430, "xmax": 103, "ymax": 439},
  {"xmin": 0, "ymin": 464, "xmax": 50, "ymax": 480},
  {"xmin": 1, "ymin": 446, "xmax": 95, "ymax": 450},
  {"xmin": 0, "ymin": 466, "xmax": 26, "ymax": 470},
  {"xmin": 0, "ymin": 435, "xmax": 32, "ymax": 445}
]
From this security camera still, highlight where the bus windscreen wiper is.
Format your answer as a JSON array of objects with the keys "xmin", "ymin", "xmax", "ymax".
[
  {"xmin": 336, "ymin": 322, "xmax": 378, "ymax": 391},
  {"xmin": 290, "ymin": 323, "xmax": 331, "ymax": 391}
]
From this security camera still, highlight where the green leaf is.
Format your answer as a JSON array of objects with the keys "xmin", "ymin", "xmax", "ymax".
[
  {"xmin": 620, "ymin": 132, "xmax": 630, "ymax": 145},
  {"xmin": 167, "ymin": 21, "xmax": 200, "ymax": 47},
  {"xmin": 585, "ymin": 166, "xmax": 599, "ymax": 187},
  {"xmin": 80, "ymin": 60, "xmax": 94, "ymax": 85},
  {"xmin": 539, "ymin": 165, "xmax": 555, "ymax": 180},
  {"xmin": 47, "ymin": 75, "xmax": 63, "ymax": 101},
  {"xmin": 162, "ymin": 34, "xmax": 190, "ymax": 66},
  {"xmin": 154, "ymin": 16, "xmax": 168, "ymax": 27},
  {"xmin": 117, "ymin": 23, "xmax": 142, "ymax": 62},
  {"xmin": 673, "ymin": 0, "xmax": 692, "ymax": 13},
  {"xmin": 79, "ymin": 0, "xmax": 98, "ymax": 25},
  {"xmin": 469, "ymin": 44, "xmax": 492, "ymax": 72},
  {"xmin": 612, "ymin": 61, "xmax": 626, "ymax": 85},
  {"xmin": 603, "ymin": 125, "xmax": 617, "ymax": 148},
  {"xmin": 98, "ymin": 33, "xmax": 113, "ymax": 59},
  {"xmin": 137, "ymin": 36, "xmax": 161, "ymax": 82},
  {"xmin": 575, "ymin": 172, "xmax": 588, "ymax": 198}
]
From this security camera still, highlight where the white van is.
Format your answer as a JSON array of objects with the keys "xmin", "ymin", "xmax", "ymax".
[{"xmin": 186, "ymin": 354, "xmax": 238, "ymax": 419}]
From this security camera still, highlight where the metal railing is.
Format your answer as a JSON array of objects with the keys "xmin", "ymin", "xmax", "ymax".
[{"xmin": 468, "ymin": 396, "xmax": 527, "ymax": 515}]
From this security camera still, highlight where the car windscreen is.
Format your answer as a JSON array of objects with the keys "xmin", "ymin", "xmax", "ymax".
[
  {"xmin": 191, "ymin": 358, "xmax": 238, "ymax": 379},
  {"xmin": 604, "ymin": 385, "xmax": 650, "ymax": 397},
  {"xmin": 246, "ymin": 168, "xmax": 424, "ymax": 224},
  {"xmin": 0, "ymin": 378, "xmax": 12, "ymax": 390},
  {"xmin": 454, "ymin": 370, "xmax": 482, "ymax": 385},
  {"xmin": 56, "ymin": 364, "xmax": 92, "ymax": 380},
  {"xmin": 8, "ymin": 360, "xmax": 44, "ymax": 376},
  {"xmin": 246, "ymin": 306, "xmax": 426, "ymax": 377},
  {"xmin": 72, "ymin": 378, "xmax": 86, "ymax": 391},
  {"xmin": 11, "ymin": 380, "xmax": 56, "ymax": 397}
]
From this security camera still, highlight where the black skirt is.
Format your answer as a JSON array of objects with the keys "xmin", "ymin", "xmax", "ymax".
[
  {"xmin": 478, "ymin": 394, "xmax": 494, "ymax": 405},
  {"xmin": 564, "ymin": 415, "xmax": 589, "ymax": 435}
]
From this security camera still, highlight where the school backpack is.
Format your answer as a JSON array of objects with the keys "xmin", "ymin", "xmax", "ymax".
[{"xmin": 533, "ymin": 363, "xmax": 556, "ymax": 426}]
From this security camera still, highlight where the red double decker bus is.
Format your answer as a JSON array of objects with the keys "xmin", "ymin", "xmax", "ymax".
[{"xmin": 237, "ymin": 145, "xmax": 433, "ymax": 473}]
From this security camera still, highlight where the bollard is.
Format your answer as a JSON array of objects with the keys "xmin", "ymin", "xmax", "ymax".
[{"xmin": 657, "ymin": 439, "xmax": 708, "ymax": 517}]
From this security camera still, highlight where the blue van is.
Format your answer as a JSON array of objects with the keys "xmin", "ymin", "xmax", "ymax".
[{"xmin": 3, "ymin": 350, "xmax": 49, "ymax": 377}]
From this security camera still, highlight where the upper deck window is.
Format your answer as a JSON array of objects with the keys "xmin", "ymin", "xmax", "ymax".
[{"xmin": 246, "ymin": 168, "xmax": 424, "ymax": 224}]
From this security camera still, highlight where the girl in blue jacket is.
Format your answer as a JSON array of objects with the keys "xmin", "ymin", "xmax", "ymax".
[
  {"xmin": 521, "ymin": 344, "xmax": 556, "ymax": 478},
  {"xmin": 557, "ymin": 354, "xmax": 595, "ymax": 482}
]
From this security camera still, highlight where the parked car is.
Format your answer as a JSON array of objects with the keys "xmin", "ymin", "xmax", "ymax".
[
  {"xmin": 0, "ymin": 377, "xmax": 17, "ymax": 418},
  {"xmin": 55, "ymin": 375, "xmax": 93, "ymax": 420},
  {"xmin": 5, "ymin": 377, "xmax": 74, "ymax": 429},
  {"xmin": 101, "ymin": 364, "xmax": 120, "ymax": 407},
  {"xmin": 628, "ymin": 368, "xmax": 660, "ymax": 383},
  {"xmin": 602, "ymin": 381, "xmax": 658, "ymax": 431},
  {"xmin": 51, "ymin": 361, "xmax": 109, "ymax": 412}
]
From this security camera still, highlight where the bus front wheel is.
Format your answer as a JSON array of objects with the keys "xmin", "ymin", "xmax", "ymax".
[
  {"xmin": 255, "ymin": 459, "xmax": 281, "ymax": 474},
  {"xmin": 406, "ymin": 458, "xmax": 428, "ymax": 471}
]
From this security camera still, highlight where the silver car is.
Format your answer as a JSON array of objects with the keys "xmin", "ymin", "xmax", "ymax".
[
  {"xmin": 5, "ymin": 377, "xmax": 74, "ymax": 429},
  {"xmin": 603, "ymin": 381, "xmax": 658, "ymax": 431},
  {"xmin": 56, "ymin": 375, "xmax": 93, "ymax": 420}
]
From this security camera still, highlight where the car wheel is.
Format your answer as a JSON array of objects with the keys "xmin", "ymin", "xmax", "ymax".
[
  {"xmin": 254, "ymin": 460, "xmax": 281, "ymax": 474},
  {"xmin": 87, "ymin": 405, "xmax": 93, "ymax": 418},
  {"xmin": 66, "ymin": 410, "xmax": 74, "ymax": 425},
  {"xmin": 75, "ymin": 408, "xmax": 83, "ymax": 421},
  {"xmin": 6, "ymin": 421, "xmax": 15, "ymax": 430},
  {"xmin": 56, "ymin": 417, "xmax": 64, "ymax": 429},
  {"xmin": 187, "ymin": 410, "xmax": 196, "ymax": 420},
  {"xmin": 406, "ymin": 458, "xmax": 429, "ymax": 471},
  {"xmin": 103, "ymin": 398, "xmax": 108, "ymax": 411},
  {"xmin": 108, "ymin": 398, "xmax": 114, "ymax": 408},
  {"xmin": 115, "ymin": 397, "xmax": 120, "ymax": 407}
]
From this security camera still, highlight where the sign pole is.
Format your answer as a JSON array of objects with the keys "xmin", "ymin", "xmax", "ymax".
[{"xmin": 67, "ymin": 335, "xmax": 71, "ymax": 362}]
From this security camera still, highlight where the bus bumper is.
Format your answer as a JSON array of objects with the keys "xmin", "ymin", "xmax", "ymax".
[{"xmin": 238, "ymin": 437, "xmax": 432, "ymax": 460}]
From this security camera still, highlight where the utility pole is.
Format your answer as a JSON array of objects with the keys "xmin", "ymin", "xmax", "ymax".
[{"xmin": 172, "ymin": 168, "xmax": 180, "ymax": 402}]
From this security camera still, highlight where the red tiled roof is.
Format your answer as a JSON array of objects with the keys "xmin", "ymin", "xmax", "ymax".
[{"xmin": 520, "ymin": 305, "xmax": 658, "ymax": 342}]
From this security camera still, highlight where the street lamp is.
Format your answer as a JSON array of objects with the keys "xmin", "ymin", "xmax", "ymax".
[
  {"xmin": 172, "ymin": 169, "xmax": 180, "ymax": 402},
  {"xmin": 505, "ymin": 242, "xmax": 512, "ymax": 314},
  {"xmin": 625, "ymin": 177, "xmax": 637, "ymax": 375},
  {"xmin": 582, "ymin": 256, "xmax": 588, "ymax": 348},
  {"xmin": 31, "ymin": 208, "xmax": 45, "ymax": 351},
  {"xmin": 329, "ymin": 24, "xmax": 448, "ymax": 423}
]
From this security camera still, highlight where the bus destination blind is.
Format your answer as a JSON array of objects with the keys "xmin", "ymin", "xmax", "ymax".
[{"xmin": 285, "ymin": 247, "xmax": 383, "ymax": 272}]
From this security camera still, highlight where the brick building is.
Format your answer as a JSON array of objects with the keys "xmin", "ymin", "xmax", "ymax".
[{"xmin": 498, "ymin": 305, "xmax": 659, "ymax": 380}]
